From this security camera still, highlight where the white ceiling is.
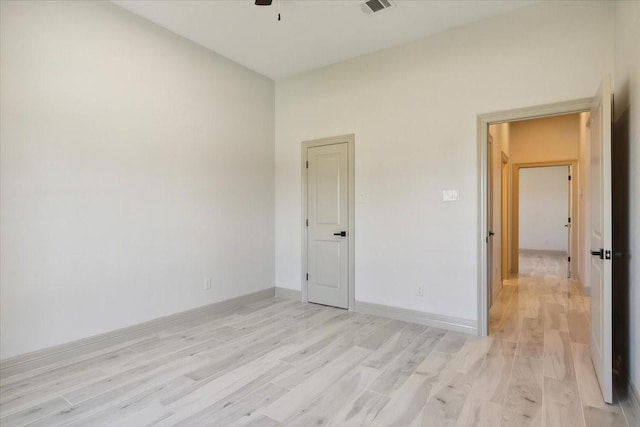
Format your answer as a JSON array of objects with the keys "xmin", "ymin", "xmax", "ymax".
[{"xmin": 112, "ymin": 0, "xmax": 538, "ymax": 80}]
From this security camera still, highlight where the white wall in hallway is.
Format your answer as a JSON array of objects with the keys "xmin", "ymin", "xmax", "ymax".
[
  {"xmin": 519, "ymin": 166, "xmax": 569, "ymax": 252},
  {"xmin": 0, "ymin": 1, "xmax": 275, "ymax": 359},
  {"xmin": 275, "ymin": 1, "xmax": 614, "ymax": 323}
]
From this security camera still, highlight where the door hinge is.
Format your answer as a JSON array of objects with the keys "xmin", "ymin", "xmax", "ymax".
[
  {"xmin": 568, "ymin": 256, "xmax": 571, "ymax": 262},
  {"xmin": 306, "ymin": 161, "xmax": 308, "ymax": 169},
  {"xmin": 568, "ymin": 175, "xmax": 572, "ymax": 181},
  {"xmin": 306, "ymin": 219, "xmax": 308, "ymax": 227},
  {"xmin": 568, "ymin": 217, "xmax": 571, "ymax": 223},
  {"xmin": 306, "ymin": 273, "xmax": 309, "ymax": 280}
]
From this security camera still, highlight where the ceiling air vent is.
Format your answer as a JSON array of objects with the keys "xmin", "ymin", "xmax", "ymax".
[{"xmin": 361, "ymin": 0, "xmax": 394, "ymax": 15}]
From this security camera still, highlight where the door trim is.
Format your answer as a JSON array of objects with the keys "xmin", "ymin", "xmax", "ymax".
[
  {"xmin": 301, "ymin": 134, "xmax": 355, "ymax": 310},
  {"xmin": 477, "ymin": 98, "xmax": 592, "ymax": 336}
]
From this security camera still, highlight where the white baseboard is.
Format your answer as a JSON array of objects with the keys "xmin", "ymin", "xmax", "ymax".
[
  {"xmin": 354, "ymin": 300, "xmax": 476, "ymax": 334},
  {"xmin": 621, "ymin": 379, "xmax": 640, "ymax": 427},
  {"xmin": 275, "ymin": 287, "xmax": 302, "ymax": 301},
  {"xmin": 0, "ymin": 288, "xmax": 275, "ymax": 379}
]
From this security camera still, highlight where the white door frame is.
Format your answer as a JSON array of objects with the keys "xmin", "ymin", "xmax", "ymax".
[
  {"xmin": 477, "ymin": 99, "xmax": 592, "ymax": 336},
  {"xmin": 301, "ymin": 134, "xmax": 355, "ymax": 310}
]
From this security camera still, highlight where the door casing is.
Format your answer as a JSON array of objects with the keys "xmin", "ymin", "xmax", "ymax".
[
  {"xmin": 477, "ymin": 98, "xmax": 592, "ymax": 336},
  {"xmin": 301, "ymin": 134, "xmax": 355, "ymax": 310}
]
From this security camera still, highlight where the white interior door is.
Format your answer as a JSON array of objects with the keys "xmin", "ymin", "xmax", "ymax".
[
  {"xmin": 589, "ymin": 76, "xmax": 613, "ymax": 403},
  {"xmin": 307, "ymin": 143, "xmax": 349, "ymax": 309}
]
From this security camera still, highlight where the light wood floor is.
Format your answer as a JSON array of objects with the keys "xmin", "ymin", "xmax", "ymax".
[{"xmin": 0, "ymin": 254, "xmax": 628, "ymax": 426}]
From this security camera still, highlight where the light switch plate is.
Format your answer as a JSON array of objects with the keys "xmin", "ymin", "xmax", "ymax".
[{"xmin": 442, "ymin": 190, "xmax": 459, "ymax": 202}]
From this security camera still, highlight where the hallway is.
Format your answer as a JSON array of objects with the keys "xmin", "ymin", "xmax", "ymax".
[{"xmin": 489, "ymin": 253, "xmax": 627, "ymax": 426}]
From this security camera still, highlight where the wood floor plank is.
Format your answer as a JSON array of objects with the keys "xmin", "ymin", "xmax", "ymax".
[
  {"xmin": 63, "ymin": 355, "xmax": 209, "ymax": 405},
  {"xmin": 329, "ymin": 390, "xmax": 389, "ymax": 427},
  {"xmin": 286, "ymin": 366, "xmax": 380, "ymax": 426},
  {"xmin": 373, "ymin": 351, "xmax": 452, "ymax": 427},
  {"xmin": 449, "ymin": 336, "xmax": 493, "ymax": 375},
  {"xmin": 0, "ymin": 396, "xmax": 70, "ymax": 427},
  {"xmin": 544, "ymin": 302, "xmax": 569, "ymax": 332},
  {"xmin": 517, "ymin": 317, "xmax": 544, "ymax": 359},
  {"xmin": 491, "ymin": 301, "xmax": 522, "ymax": 343},
  {"xmin": 583, "ymin": 405, "xmax": 627, "ymax": 427},
  {"xmin": 156, "ymin": 345, "xmax": 298, "ymax": 421},
  {"xmin": 502, "ymin": 356, "xmax": 543, "ymax": 424},
  {"xmin": 0, "ymin": 368, "xmax": 108, "ymax": 416},
  {"xmin": 468, "ymin": 339, "xmax": 516, "ymax": 405},
  {"xmin": 455, "ymin": 397, "xmax": 502, "ymax": 427},
  {"xmin": 543, "ymin": 376, "xmax": 585, "ymax": 427},
  {"xmin": 283, "ymin": 312, "xmax": 354, "ymax": 346},
  {"xmin": 259, "ymin": 345, "xmax": 371, "ymax": 423},
  {"xmin": 25, "ymin": 357, "xmax": 205, "ymax": 426},
  {"xmin": 361, "ymin": 323, "xmax": 426, "ymax": 370},
  {"xmin": 567, "ymin": 310, "xmax": 590, "ymax": 344},
  {"xmin": 421, "ymin": 370, "xmax": 475, "ymax": 427},
  {"xmin": 356, "ymin": 320, "xmax": 409, "ymax": 351},
  {"xmin": 0, "ymin": 253, "xmax": 626, "ymax": 427},
  {"xmin": 271, "ymin": 331, "xmax": 364, "ymax": 390},
  {"xmin": 432, "ymin": 331, "xmax": 468, "ymax": 354},
  {"xmin": 184, "ymin": 327, "xmax": 299, "ymax": 382},
  {"xmin": 64, "ymin": 376, "xmax": 192, "ymax": 427},
  {"xmin": 501, "ymin": 408, "xmax": 542, "ymax": 427},
  {"xmin": 175, "ymin": 381, "xmax": 288, "ymax": 426},
  {"xmin": 369, "ymin": 327, "xmax": 445, "ymax": 396},
  {"xmin": 232, "ymin": 413, "xmax": 283, "ymax": 427},
  {"xmin": 544, "ymin": 330, "xmax": 576, "ymax": 382},
  {"xmin": 572, "ymin": 343, "xmax": 621, "ymax": 414},
  {"xmin": 0, "ymin": 347, "xmax": 138, "ymax": 393}
]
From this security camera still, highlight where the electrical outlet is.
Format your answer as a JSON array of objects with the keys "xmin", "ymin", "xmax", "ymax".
[
  {"xmin": 417, "ymin": 284, "xmax": 424, "ymax": 296},
  {"xmin": 204, "ymin": 278, "xmax": 212, "ymax": 290}
]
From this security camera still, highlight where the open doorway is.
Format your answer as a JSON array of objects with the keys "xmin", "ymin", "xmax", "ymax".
[
  {"xmin": 478, "ymin": 79, "xmax": 615, "ymax": 406},
  {"xmin": 485, "ymin": 111, "xmax": 587, "ymax": 310},
  {"xmin": 516, "ymin": 164, "xmax": 572, "ymax": 278}
]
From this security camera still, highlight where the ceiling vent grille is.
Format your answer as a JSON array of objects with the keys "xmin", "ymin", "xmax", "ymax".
[{"xmin": 361, "ymin": 0, "xmax": 394, "ymax": 15}]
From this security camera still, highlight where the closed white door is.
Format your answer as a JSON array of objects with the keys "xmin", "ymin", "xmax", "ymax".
[
  {"xmin": 589, "ymin": 76, "xmax": 613, "ymax": 403},
  {"xmin": 307, "ymin": 143, "xmax": 349, "ymax": 309}
]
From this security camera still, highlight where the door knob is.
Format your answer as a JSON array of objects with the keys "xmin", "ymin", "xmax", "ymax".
[
  {"xmin": 590, "ymin": 249, "xmax": 604, "ymax": 259},
  {"xmin": 488, "ymin": 231, "xmax": 495, "ymax": 237},
  {"xmin": 333, "ymin": 231, "xmax": 347, "ymax": 237}
]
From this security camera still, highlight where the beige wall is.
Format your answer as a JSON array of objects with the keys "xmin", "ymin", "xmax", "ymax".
[
  {"xmin": 275, "ymin": 1, "xmax": 614, "ymax": 322},
  {"xmin": 0, "ymin": 1, "xmax": 275, "ymax": 359},
  {"xmin": 509, "ymin": 114, "xmax": 580, "ymax": 164}
]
